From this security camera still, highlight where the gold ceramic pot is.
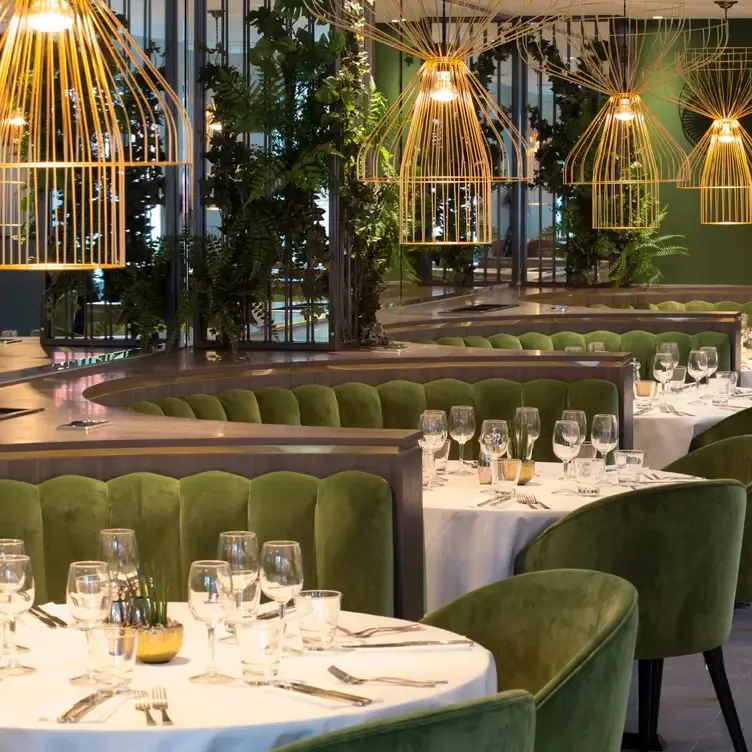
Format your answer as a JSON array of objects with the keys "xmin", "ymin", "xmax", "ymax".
[
  {"xmin": 518, "ymin": 460, "xmax": 535, "ymax": 486},
  {"xmin": 136, "ymin": 623, "xmax": 183, "ymax": 664}
]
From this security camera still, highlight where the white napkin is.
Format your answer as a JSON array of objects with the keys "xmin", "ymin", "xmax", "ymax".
[
  {"xmin": 38, "ymin": 692, "xmax": 129, "ymax": 723},
  {"xmin": 20, "ymin": 602, "xmax": 73, "ymax": 629}
]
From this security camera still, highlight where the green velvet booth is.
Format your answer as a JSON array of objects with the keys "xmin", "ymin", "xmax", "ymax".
[
  {"xmin": 124, "ymin": 378, "xmax": 619, "ymax": 462},
  {"xmin": 421, "ymin": 330, "xmax": 730, "ymax": 378},
  {"xmin": 665, "ymin": 437, "xmax": 752, "ymax": 602},
  {"xmin": 590, "ymin": 300, "xmax": 752, "ymax": 314},
  {"xmin": 0, "ymin": 470, "xmax": 396, "ymax": 616},
  {"xmin": 688, "ymin": 405, "xmax": 752, "ymax": 452},
  {"xmin": 515, "ymin": 481, "xmax": 747, "ymax": 752},
  {"xmin": 275, "ymin": 690, "xmax": 536, "ymax": 752},
  {"xmin": 420, "ymin": 570, "xmax": 638, "ymax": 752}
]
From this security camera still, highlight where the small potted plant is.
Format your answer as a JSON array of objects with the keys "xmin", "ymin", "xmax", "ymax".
[
  {"xmin": 124, "ymin": 569, "xmax": 183, "ymax": 664},
  {"xmin": 509, "ymin": 424, "xmax": 535, "ymax": 485}
]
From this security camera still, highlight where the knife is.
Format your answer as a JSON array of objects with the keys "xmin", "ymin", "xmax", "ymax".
[
  {"xmin": 341, "ymin": 639, "xmax": 474, "ymax": 648},
  {"xmin": 29, "ymin": 606, "xmax": 57, "ymax": 628},
  {"xmin": 57, "ymin": 692, "xmax": 100, "ymax": 723},
  {"xmin": 275, "ymin": 682, "xmax": 372, "ymax": 706},
  {"xmin": 58, "ymin": 691, "xmax": 118, "ymax": 723},
  {"xmin": 35, "ymin": 605, "xmax": 69, "ymax": 628}
]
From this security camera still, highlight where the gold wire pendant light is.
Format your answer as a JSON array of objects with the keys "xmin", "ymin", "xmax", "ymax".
[
  {"xmin": 520, "ymin": 2, "xmax": 727, "ymax": 230},
  {"xmin": 304, "ymin": 0, "xmax": 563, "ymax": 245},
  {"xmin": 674, "ymin": 48, "xmax": 752, "ymax": 225},
  {"xmin": 0, "ymin": 0, "xmax": 192, "ymax": 269}
]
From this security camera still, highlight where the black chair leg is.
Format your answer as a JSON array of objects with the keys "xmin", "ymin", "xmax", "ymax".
[
  {"xmin": 705, "ymin": 647, "xmax": 748, "ymax": 752},
  {"xmin": 622, "ymin": 659, "xmax": 665, "ymax": 751}
]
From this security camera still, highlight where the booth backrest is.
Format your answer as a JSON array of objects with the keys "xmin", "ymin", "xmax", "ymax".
[
  {"xmin": 419, "ymin": 330, "xmax": 730, "ymax": 378},
  {"xmin": 590, "ymin": 300, "xmax": 752, "ymax": 314},
  {"xmin": 0, "ymin": 470, "xmax": 395, "ymax": 615},
  {"xmin": 125, "ymin": 378, "xmax": 620, "ymax": 462}
]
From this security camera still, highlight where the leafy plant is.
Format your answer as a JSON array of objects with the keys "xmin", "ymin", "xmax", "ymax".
[{"xmin": 124, "ymin": 568, "xmax": 171, "ymax": 628}]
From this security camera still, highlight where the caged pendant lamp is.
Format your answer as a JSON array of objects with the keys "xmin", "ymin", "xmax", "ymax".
[
  {"xmin": 519, "ymin": 2, "xmax": 727, "ymax": 229},
  {"xmin": 0, "ymin": 0, "xmax": 192, "ymax": 269},
  {"xmin": 304, "ymin": 0, "xmax": 564, "ymax": 245}
]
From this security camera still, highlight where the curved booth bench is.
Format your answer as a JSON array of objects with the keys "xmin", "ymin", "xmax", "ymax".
[{"xmin": 589, "ymin": 299, "xmax": 752, "ymax": 313}]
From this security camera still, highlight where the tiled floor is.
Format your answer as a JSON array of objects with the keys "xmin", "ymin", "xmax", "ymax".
[{"xmin": 623, "ymin": 609, "xmax": 752, "ymax": 751}]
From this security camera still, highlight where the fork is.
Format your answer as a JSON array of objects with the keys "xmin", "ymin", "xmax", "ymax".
[
  {"xmin": 337, "ymin": 624, "xmax": 425, "ymax": 639},
  {"xmin": 328, "ymin": 665, "xmax": 447, "ymax": 688},
  {"xmin": 151, "ymin": 686, "xmax": 173, "ymax": 725},
  {"xmin": 134, "ymin": 691, "xmax": 157, "ymax": 726},
  {"xmin": 518, "ymin": 491, "xmax": 550, "ymax": 510}
]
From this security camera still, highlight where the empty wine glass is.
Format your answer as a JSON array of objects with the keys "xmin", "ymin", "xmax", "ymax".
[
  {"xmin": 218, "ymin": 531, "xmax": 260, "ymax": 621},
  {"xmin": 552, "ymin": 420, "xmax": 581, "ymax": 480},
  {"xmin": 479, "ymin": 419, "xmax": 509, "ymax": 460},
  {"xmin": 657, "ymin": 341, "xmax": 680, "ymax": 370},
  {"xmin": 700, "ymin": 346, "xmax": 719, "ymax": 384},
  {"xmin": 188, "ymin": 560, "xmax": 235, "ymax": 684},
  {"xmin": 0, "ymin": 553, "xmax": 34, "ymax": 676},
  {"xmin": 687, "ymin": 349, "xmax": 709, "ymax": 391},
  {"xmin": 513, "ymin": 407, "xmax": 541, "ymax": 460},
  {"xmin": 261, "ymin": 541, "xmax": 304, "ymax": 621},
  {"xmin": 449, "ymin": 405, "xmax": 476, "ymax": 475},
  {"xmin": 99, "ymin": 529, "xmax": 139, "ymax": 623},
  {"xmin": 420, "ymin": 410, "xmax": 447, "ymax": 489},
  {"xmin": 561, "ymin": 410, "xmax": 586, "ymax": 477},
  {"xmin": 66, "ymin": 561, "xmax": 111, "ymax": 685},
  {"xmin": 652, "ymin": 352, "xmax": 674, "ymax": 404},
  {"xmin": 591, "ymin": 414, "xmax": 619, "ymax": 460}
]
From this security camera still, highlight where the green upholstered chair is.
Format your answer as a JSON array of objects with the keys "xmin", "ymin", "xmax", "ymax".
[
  {"xmin": 130, "ymin": 400, "xmax": 165, "ymax": 416},
  {"xmin": 620, "ymin": 331, "xmax": 656, "ymax": 379},
  {"xmin": 549, "ymin": 331, "xmax": 586, "ymax": 351},
  {"xmin": 436, "ymin": 336, "xmax": 466, "ymax": 347},
  {"xmin": 692, "ymin": 331, "xmax": 732, "ymax": 370},
  {"xmin": 664, "ymin": 437, "xmax": 752, "ymax": 602},
  {"xmin": 689, "ymin": 405, "xmax": 752, "ymax": 452},
  {"xmin": 685, "ymin": 300, "xmax": 715, "ymax": 311},
  {"xmin": 0, "ymin": 470, "xmax": 395, "ymax": 616},
  {"xmin": 584, "ymin": 330, "xmax": 621, "ymax": 352},
  {"xmin": 487, "ymin": 333, "xmax": 523, "ymax": 350},
  {"xmin": 516, "ymin": 481, "xmax": 747, "ymax": 752},
  {"xmin": 656, "ymin": 301, "xmax": 686, "ymax": 311},
  {"xmin": 463, "ymin": 335, "xmax": 494, "ymax": 348},
  {"xmin": 715, "ymin": 301, "xmax": 743, "ymax": 312},
  {"xmin": 517, "ymin": 332, "xmax": 554, "ymax": 351},
  {"xmin": 420, "ymin": 570, "xmax": 639, "ymax": 752},
  {"xmin": 275, "ymin": 690, "xmax": 536, "ymax": 752}
]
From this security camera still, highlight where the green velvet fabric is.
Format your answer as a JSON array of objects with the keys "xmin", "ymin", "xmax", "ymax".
[
  {"xmin": 421, "ymin": 570, "xmax": 638, "ymax": 752},
  {"xmin": 715, "ymin": 301, "xmax": 743, "ymax": 312},
  {"xmin": 655, "ymin": 331, "xmax": 692, "ymax": 370},
  {"xmin": 685, "ymin": 300, "xmax": 716, "ymax": 311},
  {"xmin": 378, "ymin": 380, "xmax": 428, "ymax": 430},
  {"xmin": 255, "ymin": 386, "xmax": 302, "ymax": 426},
  {"xmin": 293, "ymin": 384, "xmax": 341, "ymax": 427},
  {"xmin": 584, "ymin": 330, "xmax": 621, "ymax": 352},
  {"xmin": 516, "ymin": 481, "xmax": 746, "ymax": 659},
  {"xmin": 487, "ymin": 333, "xmax": 524, "ymax": 350},
  {"xmin": 689, "ymin": 406, "xmax": 752, "ymax": 452},
  {"xmin": 619, "ymin": 331, "xmax": 656, "ymax": 378},
  {"xmin": 0, "ymin": 470, "xmax": 395, "ymax": 614},
  {"xmin": 656, "ymin": 301, "xmax": 686, "ymax": 311},
  {"xmin": 436, "ymin": 336, "xmax": 466, "ymax": 347},
  {"xmin": 550, "ymin": 332, "xmax": 586, "ymax": 351},
  {"xmin": 522, "ymin": 380, "xmax": 568, "ymax": 462},
  {"xmin": 182, "ymin": 394, "xmax": 227, "ymax": 422},
  {"xmin": 130, "ymin": 400, "xmax": 165, "ymax": 416},
  {"xmin": 664, "ymin": 438, "xmax": 752, "ymax": 602},
  {"xmin": 275, "ymin": 690, "xmax": 536, "ymax": 752},
  {"xmin": 155, "ymin": 396, "xmax": 197, "ymax": 419},
  {"xmin": 217, "ymin": 389, "xmax": 262, "ymax": 423},
  {"xmin": 692, "ymin": 331, "xmax": 731, "ymax": 370},
  {"xmin": 333, "ymin": 382, "xmax": 384, "ymax": 429},
  {"xmin": 518, "ymin": 332, "xmax": 555, "ymax": 351},
  {"xmin": 463, "ymin": 335, "xmax": 494, "ymax": 348}
]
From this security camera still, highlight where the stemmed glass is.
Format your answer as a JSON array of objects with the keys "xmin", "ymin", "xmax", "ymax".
[
  {"xmin": 218, "ymin": 531, "xmax": 260, "ymax": 621},
  {"xmin": 687, "ymin": 349, "xmax": 709, "ymax": 391},
  {"xmin": 561, "ymin": 410, "xmax": 587, "ymax": 452},
  {"xmin": 479, "ymin": 420, "xmax": 509, "ymax": 493},
  {"xmin": 657, "ymin": 341, "xmax": 680, "ymax": 371},
  {"xmin": 552, "ymin": 420, "xmax": 581, "ymax": 480},
  {"xmin": 99, "ymin": 529, "xmax": 139, "ymax": 623},
  {"xmin": 449, "ymin": 405, "xmax": 475, "ymax": 475},
  {"xmin": 419, "ymin": 410, "xmax": 448, "ymax": 489},
  {"xmin": 700, "ymin": 346, "xmax": 719, "ymax": 385},
  {"xmin": 652, "ymin": 352, "xmax": 674, "ymax": 405},
  {"xmin": 187, "ymin": 560, "xmax": 235, "ymax": 684},
  {"xmin": 260, "ymin": 541, "xmax": 304, "ymax": 621},
  {"xmin": 591, "ymin": 414, "xmax": 619, "ymax": 461},
  {"xmin": 513, "ymin": 407, "xmax": 541, "ymax": 460},
  {"xmin": 66, "ymin": 561, "xmax": 112, "ymax": 685},
  {"xmin": 0, "ymin": 553, "xmax": 34, "ymax": 676},
  {"xmin": 0, "ymin": 539, "xmax": 28, "ymax": 657}
]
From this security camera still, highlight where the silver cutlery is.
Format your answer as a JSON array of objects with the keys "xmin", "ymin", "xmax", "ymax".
[
  {"xmin": 341, "ymin": 639, "xmax": 473, "ymax": 649},
  {"xmin": 34, "ymin": 605, "xmax": 68, "ymax": 627},
  {"xmin": 151, "ymin": 686, "xmax": 173, "ymax": 725},
  {"xmin": 57, "ymin": 692, "xmax": 99, "ymax": 723},
  {"xmin": 328, "ymin": 664, "xmax": 447, "ymax": 688},
  {"xmin": 134, "ymin": 690, "xmax": 157, "ymax": 726},
  {"xmin": 29, "ymin": 606, "xmax": 57, "ymax": 628},
  {"xmin": 275, "ymin": 681, "xmax": 373, "ymax": 706},
  {"xmin": 57, "ymin": 690, "xmax": 116, "ymax": 723},
  {"xmin": 337, "ymin": 624, "xmax": 424, "ymax": 639},
  {"xmin": 518, "ymin": 491, "xmax": 550, "ymax": 510}
]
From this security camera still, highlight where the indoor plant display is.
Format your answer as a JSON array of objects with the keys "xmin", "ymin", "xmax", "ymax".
[{"xmin": 509, "ymin": 424, "xmax": 535, "ymax": 485}]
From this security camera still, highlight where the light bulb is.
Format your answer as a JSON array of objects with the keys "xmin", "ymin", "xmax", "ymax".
[
  {"xmin": 6, "ymin": 110, "xmax": 25, "ymax": 127},
  {"xmin": 613, "ymin": 97, "xmax": 636, "ymax": 122},
  {"xmin": 717, "ymin": 120, "xmax": 736, "ymax": 144},
  {"xmin": 208, "ymin": 121, "xmax": 222, "ymax": 133},
  {"xmin": 27, "ymin": 0, "xmax": 75, "ymax": 32},
  {"xmin": 430, "ymin": 71, "xmax": 457, "ymax": 103}
]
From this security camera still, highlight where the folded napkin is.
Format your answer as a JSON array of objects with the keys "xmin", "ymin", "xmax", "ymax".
[
  {"xmin": 39, "ymin": 692, "xmax": 129, "ymax": 723},
  {"xmin": 20, "ymin": 602, "xmax": 73, "ymax": 629}
]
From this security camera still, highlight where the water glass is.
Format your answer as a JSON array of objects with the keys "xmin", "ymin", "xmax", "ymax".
[
  {"xmin": 712, "ymin": 371, "xmax": 739, "ymax": 406},
  {"xmin": 235, "ymin": 619, "xmax": 285, "ymax": 685},
  {"xmin": 577, "ymin": 441, "xmax": 597, "ymax": 459},
  {"xmin": 634, "ymin": 380, "xmax": 657, "ymax": 408},
  {"xmin": 449, "ymin": 405, "xmax": 475, "ymax": 475},
  {"xmin": 700, "ymin": 346, "xmax": 719, "ymax": 382},
  {"xmin": 614, "ymin": 450, "xmax": 645, "ymax": 484},
  {"xmin": 99, "ymin": 529, "xmax": 139, "ymax": 622},
  {"xmin": 89, "ymin": 626, "xmax": 138, "ymax": 688},
  {"xmin": 687, "ymin": 349, "xmax": 708, "ymax": 390},
  {"xmin": 294, "ymin": 590, "xmax": 341, "ymax": 651},
  {"xmin": 477, "ymin": 450, "xmax": 492, "ymax": 484},
  {"xmin": 670, "ymin": 366, "xmax": 687, "ymax": 391},
  {"xmin": 434, "ymin": 439, "xmax": 451, "ymax": 474},
  {"xmin": 574, "ymin": 458, "xmax": 606, "ymax": 495},
  {"xmin": 587, "ymin": 341, "xmax": 606, "ymax": 352},
  {"xmin": 552, "ymin": 419, "xmax": 581, "ymax": 479},
  {"xmin": 260, "ymin": 541, "xmax": 304, "ymax": 621},
  {"xmin": 491, "ymin": 458, "xmax": 521, "ymax": 500},
  {"xmin": 0, "ymin": 553, "xmax": 34, "ymax": 676},
  {"xmin": 652, "ymin": 352, "xmax": 674, "ymax": 403},
  {"xmin": 657, "ymin": 341, "xmax": 680, "ymax": 369},
  {"xmin": 513, "ymin": 407, "xmax": 541, "ymax": 460}
]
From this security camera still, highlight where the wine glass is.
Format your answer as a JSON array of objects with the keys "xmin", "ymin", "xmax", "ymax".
[
  {"xmin": 552, "ymin": 420, "xmax": 581, "ymax": 480},
  {"xmin": 260, "ymin": 541, "xmax": 304, "ymax": 621},
  {"xmin": 218, "ymin": 531, "xmax": 260, "ymax": 620},
  {"xmin": 66, "ymin": 561, "xmax": 112, "ymax": 685},
  {"xmin": 700, "ymin": 346, "xmax": 719, "ymax": 384},
  {"xmin": 561, "ymin": 410, "xmax": 587, "ymax": 451},
  {"xmin": 420, "ymin": 410, "xmax": 447, "ymax": 489},
  {"xmin": 652, "ymin": 352, "xmax": 674, "ymax": 404},
  {"xmin": 0, "ymin": 540, "xmax": 29, "ymax": 656},
  {"xmin": 187, "ymin": 560, "xmax": 235, "ymax": 684},
  {"xmin": 0, "ymin": 553, "xmax": 34, "ymax": 676},
  {"xmin": 591, "ymin": 414, "xmax": 619, "ymax": 460},
  {"xmin": 513, "ymin": 407, "xmax": 541, "ymax": 460},
  {"xmin": 449, "ymin": 405, "xmax": 476, "ymax": 475},
  {"xmin": 479, "ymin": 420, "xmax": 509, "ymax": 460},
  {"xmin": 99, "ymin": 529, "xmax": 139, "ymax": 623},
  {"xmin": 687, "ymin": 349, "xmax": 709, "ymax": 391},
  {"xmin": 657, "ymin": 341, "xmax": 680, "ymax": 370}
]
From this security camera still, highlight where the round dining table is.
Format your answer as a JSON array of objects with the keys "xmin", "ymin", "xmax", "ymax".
[{"xmin": 0, "ymin": 603, "xmax": 495, "ymax": 752}]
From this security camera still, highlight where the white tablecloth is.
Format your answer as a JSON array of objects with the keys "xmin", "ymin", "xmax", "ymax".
[
  {"xmin": 632, "ymin": 387, "xmax": 752, "ymax": 469},
  {"xmin": 0, "ymin": 604, "xmax": 495, "ymax": 752},
  {"xmin": 423, "ymin": 462, "xmax": 698, "ymax": 612}
]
